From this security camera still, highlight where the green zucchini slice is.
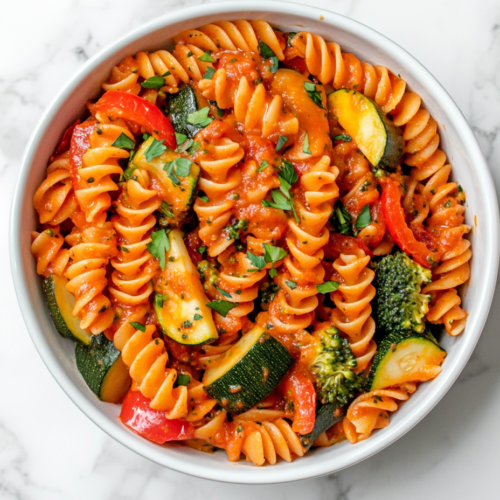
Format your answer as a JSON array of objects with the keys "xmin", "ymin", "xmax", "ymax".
[
  {"xmin": 203, "ymin": 325, "xmax": 294, "ymax": 414},
  {"xmin": 299, "ymin": 403, "xmax": 345, "ymax": 451},
  {"xmin": 367, "ymin": 334, "xmax": 446, "ymax": 391},
  {"xmin": 167, "ymin": 84, "xmax": 203, "ymax": 139},
  {"xmin": 154, "ymin": 229, "xmax": 218, "ymax": 345},
  {"xmin": 75, "ymin": 334, "xmax": 131, "ymax": 404},
  {"xmin": 328, "ymin": 89, "xmax": 403, "ymax": 171},
  {"xmin": 133, "ymin": 136, "xmax": 200, "ymax": 226},
  {"xmin": 42, "ymin": 274, "xmax": 92, "ymax": 345}
]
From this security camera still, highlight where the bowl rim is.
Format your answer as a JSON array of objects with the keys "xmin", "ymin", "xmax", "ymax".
[{"xmin": 10, "ymin": 0, "xmax": 500, "ymax": 484}]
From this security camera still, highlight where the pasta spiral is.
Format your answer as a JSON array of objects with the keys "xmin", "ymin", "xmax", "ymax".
[
  {"xmin": 74, "ymin": 115, "xmax": 133, "ymax": 225},
  {"xmin": 330, "ymin": 250, "xmax": 377, "ymax": 372},
  {"xmin": 268, "ymin": 156, "xmax": 339, "ymax": 334},
  {"xmin": 214, "ymin": 250, "xmax": 267, "ymax": 335},
  {"xmin": 115, "ymin": 323, "xmax": 216, "ymax": 420},
  {"xmin": 102, "ymin": 50, "xmax": 193, "ymax": 94},
  {"xmin": 109, "ymin": 171, "xmax": 161, "ymax": 306},
  {"xmin": 33, "ymin": 151, "xmax": 78, "ymax": 225},
  {"xmin": 412, "ymin": 164, "xmax": 472, "ymax": 336},
  {"xmin": 64, "ymin": 213, "xmax": 117, "ymax": 334},
  {"xmin": 343, "ymin": 383, "xmax": 416, "ymax": 443},
  {"xmin": 174, "ymin": 20, "xmax": 284, "ymax": 60},
  {"xmin": 194, "ymin": 410, "xmax": 304, "ymax": 466},
  {"xmin": 200, "ymin": 75, "xmax": 299, "ymax": 139},
  {"xmin": 30, "ymin": 227, "xmax": 70, "ymax": 277},
  {"xmin": 193, "ymin": 137, "xmax": 245, "ymax": 257}
]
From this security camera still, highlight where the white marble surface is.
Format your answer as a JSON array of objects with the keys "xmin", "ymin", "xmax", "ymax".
[{"xmin": 2, "ymin": 0, "xmax": 500, "ymax": 497}]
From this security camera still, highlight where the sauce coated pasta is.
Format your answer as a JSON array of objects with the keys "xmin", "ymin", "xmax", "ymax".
[{"xmin": 32, "ymin": 19, "xmax": 470, "ymax": 466}]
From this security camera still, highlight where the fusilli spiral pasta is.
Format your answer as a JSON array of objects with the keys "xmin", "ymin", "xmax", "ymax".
[
  {"xmin": 343, "ymin": 383, "xmax": 416, "ymax": 443},
  {"xmin": 33, "ymin": 151, "xmax": 78, "ymax": 226},
  {"xmin": 116, "ymin": 323, "xmax": 216, "ymax": 420},
  {"xmin": 330, "ymin": 250, "xmax": 377, "ymax": 372},
  {"xmin": 109, "ymin": 172, "xmax": 161, "ymax": 306},
  {"xmin": 73, "ymin": 115, "xmax": 133, "ymax": 225}
]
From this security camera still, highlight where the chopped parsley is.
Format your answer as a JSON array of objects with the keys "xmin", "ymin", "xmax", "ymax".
[
  {"xmin": 303, "ymin": 132, "xmax": 312, "ymax": 155},
  {"xmin": 333, "ymin": 134, "xmax": 352, "ymax": 142},
  {"xmin": 286, "ymin": 280, "xmax": 297, "ymax": 290},
  {"xmin": 216, "ymin": 286, "xmax": 232, "ymax": 299},
  {"xmin": 203, "ymin": 66, "xmax": 216, "ymax": 79},
  {"xmin": 199, "ymin": 51, "xmax": 214, "ymax": 62},
  {"xmin": 259, "ymin": 41, "xmax": 279, "ymax": 73},
  {"xmin": 129, "ymin": 322, "xmax": 146, "ymax": 332},
  {"xmin": 206, "ymin": 300, "xmax": 237, "ymax": 317},
  {"xmin": 140, "ymin": 76, "xmax": 165, "ymax": 90},
  {"xmin": 112, "ymin": 132, "xmax": 135, "ymax": 150},
  {"xmin": 257, "ymin": 160, "xmax": 269, "ymax": 172},
  {"xmin": 146, "ymin": 229, "xmax": 170, "ymax": 269},
  {"xmin": 145, "ymin": 138, "xmax": 167, "ymax": 162},
  {"xmin": 304, "ymin": 81, "xmax": 324, "ymax": 109},
  {"xmin": 276, "ymin": 135, "xmax": 288, "ymax": 151},
  {"xmin": 355, "ymin": 204, "xmax": 372, "ymax": 229},
  {"xmin": 155, "ymin": 294, "xmax": 169, "ymax": 308},
  {"xmin": 187, "ymin": 107, "xmax": 213, "ymax": 128},
  {"xmin": 316, "ymin": 281, "xmax": 340, "ymax": 294}
]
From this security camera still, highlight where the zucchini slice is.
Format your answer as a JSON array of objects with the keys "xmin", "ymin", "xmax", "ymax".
[
  {"xmin": 166, "ymin": 84, "xmax": 203, "ymax": 139},
  {"xmin": 367, "ymin": 334, "xmax": 446, "ymax": 391},
  {"xmin": 75, "ymin": 334, "xmax": 131, "ymax": 404},
  {"xmin": 133, "ymin": 137, "xmax": 200, "ymax": 226},
  {"xmin": 203, "ymin": 325, "xmax": 294, "ymax": 414},
  {"xmin": 328, "ymin": 89, "xmax": 403, "ymax": 172},
  {"xmin": 299, "ymin": 403, "xmax": 345, "ymax": 451},
  {"xmin": 154, "ymin": 229, "xmax": 218, "ymax": 345},
  {"xmin": 42, "ymin": 274, "xmax": 92, "ymax": 345}
]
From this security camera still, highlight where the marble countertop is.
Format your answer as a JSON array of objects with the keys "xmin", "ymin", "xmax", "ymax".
[{"xmin": 2, "ymin": 0, "xmax": 500, "ymax": 497}]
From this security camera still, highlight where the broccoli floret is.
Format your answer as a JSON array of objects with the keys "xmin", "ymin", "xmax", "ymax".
[
  {"xmin": 374, "ymin": 252, "xmax": 432, "ymax": 338},
  {"xmin": 310, "ymin": 326, "xmax": 363, "ymax": 407},
  {"xmin": 226, "ymin": 218, "xmax": 248, "ymax": 240}
]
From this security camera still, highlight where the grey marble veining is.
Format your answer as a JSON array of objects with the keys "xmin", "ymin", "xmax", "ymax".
[{"xmin": 2, "ymin": 0, "xmax": 500, "ymax": 498}]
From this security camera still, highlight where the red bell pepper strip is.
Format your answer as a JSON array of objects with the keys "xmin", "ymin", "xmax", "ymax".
[
  {"xmin": 69, "ymin": 120, "xmax": 96, "ymax": 187},
  {"xmin": 94, "ymin": 91, "xmax": 176, "ymax": 150},
  {"xmin": 324, "ymin": 234, "xmax": 373, "ymax": 261},
  {"xmin": 381, "ymin": 179, "xmax": 440, "ymax": 268},
  {"xmin": 54, "ymin": 118, "xmax": 80, "ymax": 155},
  {"xmin": 282, "ymin": 364, "xmax": 316, "ymax": 435},
  {"xmin": 120, "ymin": 390, "xmax": 194, "ymax": 444}
]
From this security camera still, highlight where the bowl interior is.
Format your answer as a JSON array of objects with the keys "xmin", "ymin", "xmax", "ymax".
[{"xmin": 11, "ymin": 0, "xmax": 498, "ymax": 484}]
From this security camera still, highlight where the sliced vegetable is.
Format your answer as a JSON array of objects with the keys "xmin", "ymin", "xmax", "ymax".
[
  {"xmin": 120, "ymin": 389, "xmax": 194, "ymax": 444},
  {"xmin": 75, "ymin": 334, "xmax": 131, "ymax": 403},
  {"xmin": 282, "ymin": 364, "xmax": 316, "ymax": 435},
  {"xmin": 133, "ymin": 136, "xmax": 200, "ymax": 225},
  {"xmin": 381, "ymin": 179, "xmax": 440, "ymax": 268},
  {"xmin": 167, "ymin": 85, "xmax": 203, "ymax": 139},
  {"xmin": 95, "ymin": 91, "xmax": 176, "ymax": 149},
  {"xmin": 203, "ymin": 325, "xmax": 294, "ymax": 414},
  {"xmin": 299, "ymin": 403, "xmax": 345, "ymax": 451},
  {"xmin": 367, "ymin": 334, "xmax": 446, "ymax": 391},
  {"xmin": 154, "ymin": 229, "xmax": 218, "ymax": 345},
  {"xmin": 42, "ymin": 275, "xmax": 92, "ymax": 345},
  {"xmin": 328, "ymin": 89, "xmax": 403, "ymax": 171}
]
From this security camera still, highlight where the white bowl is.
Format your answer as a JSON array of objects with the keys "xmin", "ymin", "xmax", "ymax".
[{"xmin": 10, "ymin": 0, "xmax": 499, "ymax": 484}]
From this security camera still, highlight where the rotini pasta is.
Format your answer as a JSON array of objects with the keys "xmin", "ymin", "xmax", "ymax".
[
  {"xmin": 109, "ymin": 172, "xmax": 161, "ymax": 306},
  {"xmin": 330, "ymin": 250, "xmax": 377, "ymax": 372},
  {"xmin": 32, "ymin": 18, "xmax": 471, "ymax": 467}
]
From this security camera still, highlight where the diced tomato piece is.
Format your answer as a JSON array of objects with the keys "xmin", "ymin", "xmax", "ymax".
[
  {"xmin": 282, "ymin": 364, "xmax": 316, "ymax": 435},
  {"xmin": 120, "ymin": 390, "xmax": 194, "ymax": 444},
  {"xmin": 95, "ymin": 91, "xmax": 176, "ymax": 150}
]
